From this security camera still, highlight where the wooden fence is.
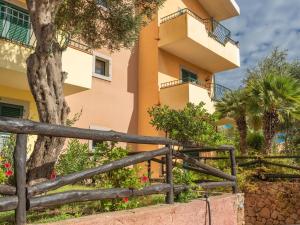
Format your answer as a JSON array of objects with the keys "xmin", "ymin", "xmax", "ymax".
[
  {"xmin": 197, "ymin": 154, "xmax": 300, "ymax": 180},
  {"xmin": 0, "ymin": 116, "xmax": 237, "ymax": 225}
]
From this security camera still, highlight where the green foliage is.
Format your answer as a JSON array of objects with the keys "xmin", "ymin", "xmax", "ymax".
[
  {"xmin": 0, "ymin": 135, "xmax": 16, "ymax": 184},
  {"xmin": 215, "ymin": 89, "xmax": 248, "ymax": 154},
  {"xmin": 0, "ymin": 167, "xmax": 8, "ymax": 185},
  {"xmin": 216, "ymin": 48, "xmax": 300, "ymax": 154},
  {"xmin": 173, "ymin": 167, "xmax": 199, "ymax": 202},
  {"xmin": 247, "ymin": 131, "xmax": 264, "ymax": 151},
  {"xmin": 92, "ymin": 142, "xmax": 144, "ymax": 211},
  {"xmin": 215, "ymin": 89, "xmax": 247, "ymax": 121},
  {"xmin": 247, "ymin": 72, "xmax": 300, "ymax": 121},
  {"xmin": 91, "ymin": 142, "xmax": 142, "ymax": 189},
  {"xmin": 173, "ymin": 167, "xmax": 197, "ymax": 185},
  {"xmin": 56, "ymin": 0, "xmax": 166, "ymax": 51},
  {"xmin": 56, "ymin": 140, "xmax": 148, "ymax": 211},
  {"xmin": 56, "ymin": 139, "xmax": 90, "ymax": 175},
  {"xmin": 148, "ymin": 103, "xmax": 228, "ymax": 146},
  {"xmin": 245, "ymin": 48, "xmax": 290, "ymax": 83},
  {"xmin": 0, "ymin": 135, "xmax": 15, "ymax": 166}
]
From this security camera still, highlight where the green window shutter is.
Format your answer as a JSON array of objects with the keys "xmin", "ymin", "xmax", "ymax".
[
  {"xmin": 7, "ymin": 9, "xmax": 30, "ymax": 44},
  {"xmin": 0, "ymin": 1, "xmax": 31, "ymax": 45},
  {"xmin": 0, "ymin": 103, "xmax": 23, "ymax": 118},
  {"xmin": 0, "ymin": 2, "xmax": 6, "ymax": 36}
]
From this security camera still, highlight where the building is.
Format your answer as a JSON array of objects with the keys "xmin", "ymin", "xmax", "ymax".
[
  {"xmin": 0, "ymin": 0, "xmax": 240, "ymax": 152},
  {"xmin": 138, "ymin": 0, "xmax": 240, "ymax": 144},
  {"xmin": 0, "ymin": 0, "xmax": 139, "ymax": 149}
]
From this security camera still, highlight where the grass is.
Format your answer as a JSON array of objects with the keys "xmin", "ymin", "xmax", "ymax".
[{"xmin": 0, "ymin": 185, "xmax": 166, "ymax": 224}]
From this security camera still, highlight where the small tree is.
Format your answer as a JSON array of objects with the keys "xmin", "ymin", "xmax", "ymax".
[
  {"xmin": 215, "ymin": 89, "xmax": 248, "ymax": 155},
  {"xmin": 25, "ymin": 0, "xmax": 165, "ymax": 182},
  {"xmin": 246, "ymin": 50, "xmax": 300, "ymax": 154},
  {"xmin": 249, "ymin": 74, "xmax": 300, "ymax": 154},
  {"xmin": 148, "ymin": 103, "xmax": 226, "ymax": 146}
]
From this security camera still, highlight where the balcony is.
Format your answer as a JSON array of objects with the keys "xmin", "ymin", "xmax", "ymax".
[
  {"xmin": 159, "ymin": 79, "xmax": 231, "ymax": 113},
  {"xmin": 0, "ymin": 0, "xmax": 93, "ymax": 95},
  {"xmin": 158, "ymin": 9, "xmax": 240, "ymax": 73}
]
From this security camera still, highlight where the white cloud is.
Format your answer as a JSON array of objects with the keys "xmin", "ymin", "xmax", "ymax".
[{"xmin": 215, "ymin": 0, "xmax": 300, "ymax": 89}]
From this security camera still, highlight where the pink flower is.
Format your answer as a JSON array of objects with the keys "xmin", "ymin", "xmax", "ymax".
[
  {"xmin": 4, "ymin": 162, "xmax": 11, "ymax": 169},
  {"xmin": 50, "ymin": 171, "xmax": 57, "ymax": 180},
  {"xmin": 5, "ymin": 170, "xmax": 13, "ymax": 177},
  {"xmin": 141, "ymin": 175, "xmax": 149, "ymax": 183},
  {"xmin": 123, "ymin": 197, "xmax": 129, "ymax": 203}
]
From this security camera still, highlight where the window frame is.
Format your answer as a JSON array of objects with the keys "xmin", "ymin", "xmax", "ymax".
[
  {"xmin": 180, "ymin": 66, "xmax": 198, "ymax": 83},
  {"xmin": 92, "ymin": 52, "xmax": 112, "ymax": 81},
  {"xmin": 0, "ymin": 98, "xmax": 29, "ymax": 118}
]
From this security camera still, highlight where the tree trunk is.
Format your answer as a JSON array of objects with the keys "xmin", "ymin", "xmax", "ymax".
[
  {"xmin": 26, "ymin": 0, "xmax": 69, "ymax": 183},
  {"xmin": 262, "ymin": 110, "xmax": 279, "ymax": 154},
  {"xmin": 236, "ymin": 115, "xmax": 247, "ymax": 155}
]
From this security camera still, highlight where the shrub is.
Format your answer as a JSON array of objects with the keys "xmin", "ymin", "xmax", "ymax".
[
  {"xmin": 173, "ymin": 167, "xmax": 199, "ymax": 202},
  {"xmin": 93, "ymin": 142, "xmax": 145, "ymax": 211},
  {"xmin": 148, "ymin": 103, "xmax": 230, "ymax": 146},
  {"xmin": 0, "ymin": 135, "xmax": 16, "ymax": 184},
  {"xmin": 247, "ymin": 131, "xmax": 264, "ymax": 151},
  {"xmin": 56, "ymin": 139, "xmax": 90, "ymax": 175},
  {"xmin": 56, "ymin": 140, "xmax": 148, "ymax": 211}
]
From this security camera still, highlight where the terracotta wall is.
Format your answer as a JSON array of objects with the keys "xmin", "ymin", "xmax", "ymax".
[
  {"xmin": 66, "ymin": 47, "xmax": 139, "ymax": 136},
  {"xmin": 42, "ymin": 194, "xmax": 245, "ymax": 225},
  {"xmin": 244, "ymin": 182, "xmax": 300, "ymax": 225}
]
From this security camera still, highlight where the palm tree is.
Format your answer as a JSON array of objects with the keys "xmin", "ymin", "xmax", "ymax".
[
  {"xmin": 215, "ymin": 89, "xmax": 248, "ymax": 155},
  {"xmin": 247, "ymin": 73, "xmax": 300, "ymax": 154}
]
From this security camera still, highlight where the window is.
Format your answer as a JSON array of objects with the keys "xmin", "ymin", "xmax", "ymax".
[
  {"xmin": 0, "ymin": 2, "xmax": 31, "ymax": 45},
  {"xmin": 0, "ymin": 102, "xmax": 24, "ymax": 150},
  {"xmin": 93, "ymin": 53, "xmax": 112, "ymax": 81},
  {"xmin": 0, "ymin": 102, "xmax": 23, "ymax": 118},
  {"xmin": 95, "ymin": 58, "xmax": 106, "ymax": 76},
  {"xmin": 181, "ymin": 68, "xmax": 198, "ymax": 83}
]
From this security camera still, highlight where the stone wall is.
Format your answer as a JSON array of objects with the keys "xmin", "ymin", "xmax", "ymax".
[
  {"xmin": 244, "ymin": 182, "xmax": 300, "ymax": 225},
  {"xmin": 40, "ymin": 194, "xmax": 244, "ymax": 225}
]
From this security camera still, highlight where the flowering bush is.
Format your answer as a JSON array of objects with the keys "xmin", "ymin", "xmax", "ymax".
[
  {"xmin": 0, "ymin": 135, "xmax": 16, "ymax": 184},
  {"xmin": 92, "ymin": 142, "xmax": 147, "ymax": 211},
  {"xmin": 56, "ymin": 140, "xmax": 150, "ymax": 211}
]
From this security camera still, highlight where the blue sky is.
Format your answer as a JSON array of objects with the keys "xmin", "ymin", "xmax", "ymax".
[{"xmin": 215, "ymin": 0, "xmax": 300, "ymax": 89}]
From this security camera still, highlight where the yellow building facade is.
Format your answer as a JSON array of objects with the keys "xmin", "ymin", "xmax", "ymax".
[
  {"xmin": 0, "ymin": 0, "xmax": 240, "ymax": 152},
  {"xmin": 138, "ymin": 0, "xmax": 240, "ymax": 144}
]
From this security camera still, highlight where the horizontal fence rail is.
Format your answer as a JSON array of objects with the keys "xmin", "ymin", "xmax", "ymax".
[
  {"xmin": 0, "ymin": 117, "xmax": 176, "ymax": 145},
  {"xmin": 160, "ymin": 8, "xmax": 239, "ymax": 46},
  {"xmin": 195, "ymin": 152, "xmax": 300, "ymax": 181},
  {"xmin": 0, "ymin": 116, "xmax": 237, "ymax": 225}
]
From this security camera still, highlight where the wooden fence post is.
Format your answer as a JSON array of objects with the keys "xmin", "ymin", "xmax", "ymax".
[
  {"xmin": 165, "ymin": 145, "xmax": 174, "ymax": 204},
  {"xmin": 147, "ymin": 160, "xmax": 151, "ymax": 181},
  {"xmin": 14, "ymin": 134, "xmax": 27, "ymax": 225},
  {"xmin": 229, "ymin": 148, "xmax": 237, "ymax": 194}
]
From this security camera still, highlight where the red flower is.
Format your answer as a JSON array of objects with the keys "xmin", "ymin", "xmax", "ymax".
[
  {"xmin": 123, "ymin": 197, "xmax": 129, "ymax": 203},
  {"xmin": 50, "ymin": 171, "xmax": 57, "ymax": 180},
  {"xmin": 4, "ymin": 162, "xmax": 11, "ymax": 169},
  {"xmin": 141, "ymin": 175, "xmax": 149, "ymax": 183},
  {"xmin": 5, "ymin": 170, "xmax": 13, "ymax": 177}
]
